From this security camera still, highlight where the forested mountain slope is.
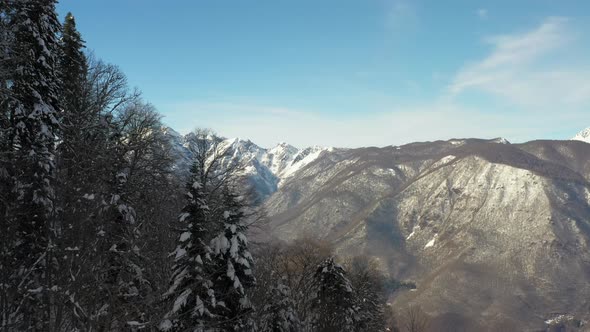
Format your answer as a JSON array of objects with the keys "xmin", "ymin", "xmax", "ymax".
[{"xmin": 260, "ymin": 138, "xmax": 590, "ymax": 331}]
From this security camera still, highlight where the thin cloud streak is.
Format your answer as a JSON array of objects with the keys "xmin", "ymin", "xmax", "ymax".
[{"xmin": 448, "ymin": 17, "xmax": 590, "ymax": 108}]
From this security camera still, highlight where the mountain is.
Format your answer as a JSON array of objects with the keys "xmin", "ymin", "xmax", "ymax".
[
  {"xmin": 262, "ymin": 137, "xmax": 590, "ymax": 331},
  {"xmin": 162, "ymin": 128, "xmax": 332, "ymax": 201},
  {"xmin": 572, "ymin": 127, "xmax": 590, "ymax": 143},
  {"xmin": 165, "ymin": 127, "xmax": 590, "ymax": 330}
]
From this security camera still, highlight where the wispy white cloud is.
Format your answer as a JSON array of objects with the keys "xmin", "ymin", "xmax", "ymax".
[
  {"xmin": 477, "ymin": 8, "xmax": 488, "ymax": 20},
  {"xmin": 448, "ymin": 17, "xmax": 590, "ymax": 108}
]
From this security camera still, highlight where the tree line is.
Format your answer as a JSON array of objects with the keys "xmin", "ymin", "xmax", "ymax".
[{"xmin": 0, "ymin": 1, "xmax": 421, "ymax": 331}]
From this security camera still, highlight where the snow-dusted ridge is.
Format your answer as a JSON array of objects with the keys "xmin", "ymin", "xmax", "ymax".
[
  {"xmin": 491, "ymin": 137, "xmax": 510, "ymax": 144},
  {"xmin": 572, "ymin": 127, "xmax": 590, "ymax": 144},
  {"xmin": 162, "ymin": 127, "xmax": 333, "ymax": 200},
  {"xmin": 218, "ymin": 137, "xmax": 332, "ymax": 183}
]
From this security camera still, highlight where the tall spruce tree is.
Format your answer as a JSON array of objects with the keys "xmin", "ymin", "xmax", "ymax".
[
  {"xmin": 3, "ymin": 0, "xmax": 62, "ymax": 329},
  {"xmin": 160, "ymin": 162, "xmax": 218, "ymax": 331},
  {"xmin": 0, "ymin": 3, "xmax": 14, "ymax": 330},
  {"xmin": 59, "ymin": 12, "xmax": 86, "ymax": 113},
  {"xmin": 209, "ymin": 188, "xmax": 256, "ymax": 331},
  {"xmin": 53, "ymin": 11, "xmax": 93, "ymax": 328},
  {"xmin": 57, "ymin": 10, "xmax": 89, "ymax": 197},
  {"xmin": 311, "ymin": 258, "xmax": 358, "ymax": 332}
]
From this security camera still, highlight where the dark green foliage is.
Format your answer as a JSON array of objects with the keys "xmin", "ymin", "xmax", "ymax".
[
  {"xmin": 2, "ymin": 0, "xmax": 62, "ymax": 329},
  {"xmin": 160, "ymin": 166, "xmax": 217, "ymax": 331},
  {"xmin": 59, "ymin": 12, "xmax": 86, "ymax": 117}
]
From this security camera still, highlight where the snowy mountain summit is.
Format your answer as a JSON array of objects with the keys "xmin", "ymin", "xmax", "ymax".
[
  {"xmin": 163, "ymin": 128, "xmax": 332, "ymax": 201},
  {"xmin": 262, "ymin": 142, "xmax": 330, "ymax": 179},
  {"xmin": 572, "ymin": 127, "xmax": 590, "ymax": 143},
  {"xmin": 218, "ymin": 138, "xmax": 332, "ymax": 198}
]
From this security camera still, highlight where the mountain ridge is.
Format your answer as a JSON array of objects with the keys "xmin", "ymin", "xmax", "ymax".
[
  {"xmin": 163, "ymin": 127, "xmax": 590, "ymax": 329},
  {"xmin": 162, "ymin": 127, "xmax": 334, "ymax": 200},
  {"xmin": 260, "ymin": 135, "xmax": 590, "ymax": 331}
]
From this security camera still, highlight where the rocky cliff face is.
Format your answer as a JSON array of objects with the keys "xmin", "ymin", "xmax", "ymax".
[{"xmin": 264, "ymin": 138, "xmax": 590, "ymax": 330}]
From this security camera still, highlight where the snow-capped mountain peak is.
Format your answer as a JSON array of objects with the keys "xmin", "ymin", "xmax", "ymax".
[
  {"xmin": 572, "ymin": 127, "xmax": 590, "ymax": 143},
  {"xmin": 264, "ymin": 142, "xmax": 299, "ymax": 176},
  {"xmin": 162, "ymin": 127, "xmax": 333, "ymax": 200},
  {"xmin": 272, "ymin": 141, "xmax": 296, "ymax": 149},
  {"xmin": 491, "ymin": 137, "xmax": 510, "ymax": 144}
]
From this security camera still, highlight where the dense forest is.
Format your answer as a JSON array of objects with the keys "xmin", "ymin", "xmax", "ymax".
[{"xmin": 0, "ymin": 1, "xmax": 423, "ymax": 331}]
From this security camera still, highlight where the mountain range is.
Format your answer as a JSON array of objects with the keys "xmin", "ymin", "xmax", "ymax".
[
  {"xmin": 166, "ymin": 127, "xmax": 590, "ymax": 331},
  {"xmin": 163, "ymin": 127, "xmax": 333, "ymax": 201}
]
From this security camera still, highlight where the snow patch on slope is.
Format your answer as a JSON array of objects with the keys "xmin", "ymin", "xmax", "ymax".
[
  {"xmin": 431, "ymin": 155, "xmax": 456, "ymax": 169},
  {"xmin": 279, "ymin": 146, "xmax": 331, "ymax": 182},
  {"xmin": 544, "ymin": 314, "xmax": 574, "ymax": 326},
  {"xmin": 449, "ymin": 140, "xmax": 465, "ymax": 146},
  {"xmin": 406, "ymin": 225, "xmax": 421, "ymax": 240},
  {"xmin": 424, "ymin": 235, "xmax": 437, "ymax": 249}
]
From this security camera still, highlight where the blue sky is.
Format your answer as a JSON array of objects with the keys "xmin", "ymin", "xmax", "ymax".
[{"xmin": 56, "ymin": 0, "xmax": 590, "ymax": 148}]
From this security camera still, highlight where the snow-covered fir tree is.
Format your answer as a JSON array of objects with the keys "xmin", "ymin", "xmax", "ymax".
[
  {"xmin": 311, "ymin": 257, "xmax": 358, "ymax": 332},
  {"xmin": 160, "ymin": 162, "xmax": 218, "ymax": 331},
  {"xmin": 259, "ymin": 277, "xmax": 300, "ymax": 332},
  {"xmin": 209, "ymin": 187, "xmax": 256, "ymax": 331},
  {"xmin": 2, "ymin": 0, "xmax": 62, "ymax": 329},
  {"xmin": 56, "ymin": 10, "xmax": 91, "ymax": 205},
  {"xmin": 53, "ymin": 11, "xmax": 93, "ymax": 325},
  {"xmin": 58, "ymin": 12, "xmax": 86, "ymax": 114},
  {"xmin": 0, "ymin": 4, "xmax": 15, "ymax": 326}
]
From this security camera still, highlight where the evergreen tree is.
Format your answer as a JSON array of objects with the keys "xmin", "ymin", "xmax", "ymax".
[
  {"xmin": 2, "ymin": 0, "xmax": 62, "ymax": 329},
  {"xmin": 260, "ymin": 277, "xmax": 300, "ymax": 332},
  {"xmin": 0, "ymin": 4, "xmax": 14, "ymax": 329},
  {"xmin": 57, "ymin": 10, "xmax": 90, "ymax": 205},
  {"xmin": 160, "ymin": 162, "xmax": 218, "ymax": 331},
  {"xmin": 209, "ymin": 188, "xmax": 256, "ymax": 331},
  {"xmin": 59, "ymin": 12, "xmax": 86, "ymax": 114},
  {"xmin": 311, "ymin": 258, "xmax": 358, "ymax": 332},
  {"xmin": 53, "ymin": 11, "xmax": 95, "ymax": 328}
]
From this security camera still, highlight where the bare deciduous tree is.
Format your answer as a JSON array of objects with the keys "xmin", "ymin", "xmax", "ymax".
[
  {"xmin": 401, "ymin": 305, "xmax": 430, "ymax": 332},
  {"xmin": 344, "ymin": 255, "xmax": 388, "ymax": 330}
]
